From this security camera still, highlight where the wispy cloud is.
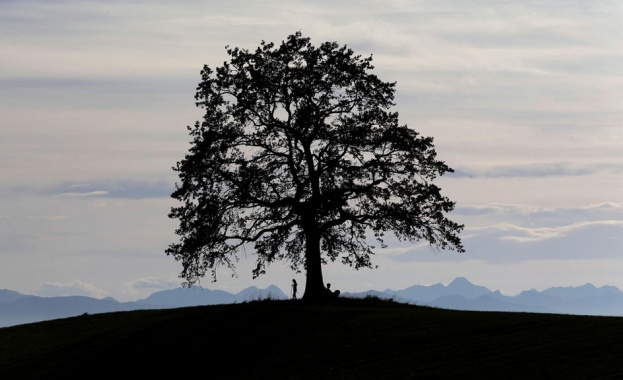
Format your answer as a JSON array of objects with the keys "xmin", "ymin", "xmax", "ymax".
[
  {"xmin": 456, "ymin": 202, "xmax": 623, "ymax": 216},
  {"xmin": 127, "ymin": 277, "xmax": 179, "ymax": 291},
  {"xmin": 384, "ymin": 215, "xmax": 623, "ymax": 264},
  {"xmin": 461, "ymin": 220, "xmax": 623, "ymax": 262},
  {"xmin": 451, "ymin": 163, "xmax": 607, "ymax": 179},
  {"xmin": 491, "ymin": 220, "xmax": 623, "ymax": 243},
  {"xmin": 15, "ymin": 179, "xmax": 174, "ymax": 199},
  {"xmin": 56, "ymin": 191, "xmax": 109, "ymax": 197},
  {"xmin": 35, "ymin": 280, "xmax": 108, "ymax": 298}
]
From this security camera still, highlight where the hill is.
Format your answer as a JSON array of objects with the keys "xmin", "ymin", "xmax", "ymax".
[
  {"xmin": 1, "ymin": 298, "xmax": 623, "ymax": 379},
  {"xmin": 3, "ymin": 278, "xmax": 623, "ymax": 328}
]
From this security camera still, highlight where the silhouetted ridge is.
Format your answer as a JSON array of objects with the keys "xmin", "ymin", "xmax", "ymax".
[{"xmin": 2, "ymin": 278, "xmax": 623, "ymax": 328}]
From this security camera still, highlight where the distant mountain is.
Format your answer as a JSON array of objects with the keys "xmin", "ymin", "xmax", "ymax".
[
  {"xmin": 427, "ymin": 292, "xmax": 550, "ymax": 313},
  {"xmin": 0, "ymin": 294, "xmax": 152, "ymax": 328},
  {"xmin": 137, "ymin": 287, "xmax": 237, "ymax": 307},
  {"xmin": 137, "ymin": 284, "xmax": 287, "ymax": 308},
  {"xmin": 1, "ymin": 279, "xmax": 622, "ymax": 328},
  {"xmin": 0, "ymin": 285, "xmax": 287, "ymax": 328},
  {"xmin": 541, "ymin": 283, "xmax": 622, "ymax": 300},
  {"xmin": 0, "ymin": 289, "xmax": 27, "ymax": 304},
  {"xmin": 380, "ymin": 277, "xmax": 493, "ymax": 303},
  {"xmin": 345, "ymin": 277, "xmax": 623, "ymax": 317},
  {"xmin": 234, "ymin": 285, "xmax": 287, "ymax": 302}
]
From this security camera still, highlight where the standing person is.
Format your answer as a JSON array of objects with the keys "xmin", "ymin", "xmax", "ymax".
[{"xmin": 291, "ymin": 279, "xmax": 298, "ymax": 300}]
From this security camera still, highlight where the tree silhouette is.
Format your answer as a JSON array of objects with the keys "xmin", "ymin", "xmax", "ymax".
[{"xmin": 167, "ymin": 32, "xmax": 464, "ymax": 300}]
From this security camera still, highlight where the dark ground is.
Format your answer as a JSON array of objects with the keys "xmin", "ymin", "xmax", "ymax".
[{"xmin": 2, "ymin": 297, "xmax": 623, "ymax": 379}]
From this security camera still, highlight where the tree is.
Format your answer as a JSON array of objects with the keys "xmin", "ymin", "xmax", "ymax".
[{"xmin": 167, "ymin": 32, "xmax": 464, "ymax": 301}]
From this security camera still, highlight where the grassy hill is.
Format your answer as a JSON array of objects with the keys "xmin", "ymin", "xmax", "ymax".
[{"xmin": 1, "ymin": 297, "xmax": 623, "ymax": 379}]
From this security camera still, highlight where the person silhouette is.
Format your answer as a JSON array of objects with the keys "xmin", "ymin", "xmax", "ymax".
[
  {"xmin": 326, "ymin": 283, "xmax": 340, "ymax": 298},
  {"xmin": 291, "ymin": 279, "xmax": 298, "ymax": 300}
]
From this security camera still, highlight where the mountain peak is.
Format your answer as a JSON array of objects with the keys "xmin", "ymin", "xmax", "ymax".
[
  {"xmin": 579, "ymin": 283, "xmax": 596, "ymax": 290},
  {"xmin": 448, "ymin": 277, "xmax": 473, "ymax": 288}
]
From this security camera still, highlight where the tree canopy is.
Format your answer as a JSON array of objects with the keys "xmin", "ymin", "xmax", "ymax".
[{"xmin": 167, "ymin": 32, "xmax": 464, "ymax": 300}]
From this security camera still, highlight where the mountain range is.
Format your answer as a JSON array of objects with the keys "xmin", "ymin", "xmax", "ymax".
[{"xmin": 2, "ymin": 277, "xmax": 622, "ymax": 328}]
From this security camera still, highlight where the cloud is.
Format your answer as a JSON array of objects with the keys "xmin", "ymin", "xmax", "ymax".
[
  {"xmin": 530, "ymin": 54, "xmax": 623, "ymax": 78},
  {"xmin": 0, "ymin": 76, "xmax": 197, "ymax": 112},
  {"xmin": 57, "ymin": 191, "xmax": 110, "ymax": 197},
  {"xmin": 486, "ymin": 220, "xmax": 623, "ymax": 243},
  {"xmin": 382, "ymin": 215, "xmax": 623, "ymax": 265},
  {"xmin": 457, "ymin": 202, "xmax": 623, "ymax": 215},
  {"xmin": 455, "ymin": 202, "xmax": 623, "ymax": 225},
  {"xmin": 16, "ymin": 179, "xmax": 174, "ymax": 199},
  {"xmin": 121, "ymin": 277, "xmax": 181, "ymax": 299},
  {"xmin": 464, "ymin": 220, "xmax": 623, "ymax": 262},
  {"xmin": 452, "ymin": 163, "xmax": 600, "ymax": 179},
  {"xmin": 455, "ymin": 203, "xmax": 538, "ymax": 216},
  {"xmin": 35, "ymin": 280, "xmax": 108, "ymax": 298},
  {"xmin": 127, "ymin": 277, "xmax": 179, "ymax": 291}
]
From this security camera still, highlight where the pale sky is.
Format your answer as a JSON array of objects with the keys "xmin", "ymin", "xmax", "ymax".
[{"xmin": 1, "ymin": 1, "xmax": 622, "ymax": 302}]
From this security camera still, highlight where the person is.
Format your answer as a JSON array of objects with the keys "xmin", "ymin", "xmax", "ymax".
[
  {"xmin": 291, "ymin": 279, "xmax": 298, "ymax": 300},
  {"xmin": 326, "ymin": 283, "xmax": 340, "ymax": 298}
]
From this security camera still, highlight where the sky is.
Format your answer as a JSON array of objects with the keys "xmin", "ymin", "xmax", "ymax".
[{"xmin": 1, "ymin": 0, "xmax": 622, "ymax": 302}]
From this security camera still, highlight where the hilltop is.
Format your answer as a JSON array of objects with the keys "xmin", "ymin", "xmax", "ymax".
[
  {"xmin": 2, "ymin": 297, "xmax": 623, "ymax": 379},
  {"xmin": 3, "ymin": 277, "xmax": 623, "ymax": 328}
]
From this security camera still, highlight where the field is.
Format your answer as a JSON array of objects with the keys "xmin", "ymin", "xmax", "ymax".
[{"xmin": 2, "ymin": 297, "xmax": 623, "ymax": 379}]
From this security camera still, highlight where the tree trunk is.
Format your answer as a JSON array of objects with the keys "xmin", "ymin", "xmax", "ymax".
[
  {"xmin": 302, "ymin": 227, "xmax": 326, "ymax": 301},
  {"xmin": 301, "ymin": 143, "xmax": 328, "ymax": 301}
]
